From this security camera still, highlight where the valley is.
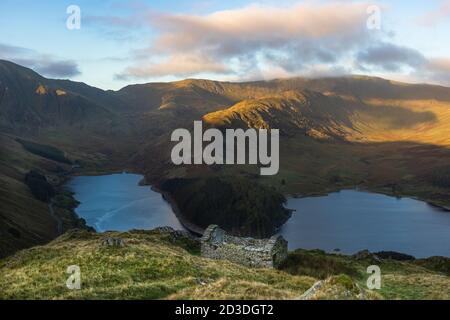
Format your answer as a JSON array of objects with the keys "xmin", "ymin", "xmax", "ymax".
[{"xmin": 1, "ymin": 59, "xmax": 450, "ymax": 259}]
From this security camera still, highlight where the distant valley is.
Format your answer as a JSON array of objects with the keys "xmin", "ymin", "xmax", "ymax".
[{"xmin": 1, "ymin": 59, "xmax": 450, "ymax": 258}]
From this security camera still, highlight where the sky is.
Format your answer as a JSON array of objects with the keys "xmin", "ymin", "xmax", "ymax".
[{"xmin": 0, "ymin": 0, "xmax": 449, "ymax": 90}]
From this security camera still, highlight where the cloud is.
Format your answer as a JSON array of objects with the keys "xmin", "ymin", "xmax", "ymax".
[
  {"xmin": 356, "ymin": 43, "xmax": 427, "ymax": 72},
  {"xmin": 119, "ymin": 53, "xmax": 230, "ymax": 79},
  {"xmin": 424, "ymin": 58, "xmax": 450, "ymax": 83},
  {"xmin": 87, "ymin": 1, "xmax": 450, "ymax": 86},
  {"xmin": 0, "ymin": 43, "xmax": 81, "ymax": 78},
  {"xmin": 0, "ymin": 43, "xmax": 33, "ymax": 56},
  {"xmin": 115, "ymin": 2, "xmax": 375, "ymax": 79},
  {"xmin": 355, "ymin": 43, "xmax": 450, "ymax": 85},
  {"xmin": 417, "ymin": 0, "xmax": 450, "ymax": 27}
]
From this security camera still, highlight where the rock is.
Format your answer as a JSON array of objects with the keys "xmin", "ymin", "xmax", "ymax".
[
  {"xmin": 153, "ymin": 226, "xmax": 198, "ymax": 242},
  {"xmin": 195, "ymin": 278, "xmax": 209, "ymax": 286},
  {"xmin": 153, "ymin": 226, "xmax": 175, "ymax": 233},
  {"xmin": 297, "ymin": 280, "xmax": 324, "ymax": 300},
  {"xmin": 200, "ymin": 225, "xmax": 288, "ymax": 268},
  {"xmin": 297, "ymin": 276, "xmax": 382, "ymax": 300},
  {"xmin": 102, "ymin": 237, "xmax": 125, "ymax": 247},
  {"xmin": 352, "ymin": 250, "xmax": 382, "ymax": 263}
]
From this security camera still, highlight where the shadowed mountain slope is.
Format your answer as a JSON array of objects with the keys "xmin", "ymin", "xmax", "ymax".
[
  {"xmin": 1, "ymin": 60, "xmax": 450, "ymax": 258},
  {"xmin": 0, "ymin": 60, "xmax": 127, "ymax": 134}
]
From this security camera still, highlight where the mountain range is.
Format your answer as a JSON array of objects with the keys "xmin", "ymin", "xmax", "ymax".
[{"xmin": 1, "ymin": 59, "xmax": 450, "ymax": 257}]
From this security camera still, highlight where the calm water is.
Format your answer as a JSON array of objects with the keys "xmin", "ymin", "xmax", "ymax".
[
  {"xmin": 69, "ymin": 174, "xmax": 450, "ymax": 258},
  {"xmin": 279, "ymin": 190, "xmax": 450, "ymax": 258},
  {"xmin": 68, "ymin": 173, "xmax": 184, "ymax": 232}
]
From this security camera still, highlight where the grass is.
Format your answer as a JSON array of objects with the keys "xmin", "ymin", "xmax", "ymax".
[
  {"xmin": 280, "ymin": 249, "xmax": 360, "ymax": 279},
  {"xmin": 0, "ymin": 230, "xmax": 316, "ymax": 300},
  {"xmin": 281, "ymin": 249, "xmax": 450, "ymax": 300},
  {"xmin": 1, "ymin": 229, "xmax": 449, "ymax": 300}
]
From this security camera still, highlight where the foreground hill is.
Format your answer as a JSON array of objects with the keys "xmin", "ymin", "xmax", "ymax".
[{"xmin": 0, "ymin": 228, "xmax": 449, "ymax": 300}]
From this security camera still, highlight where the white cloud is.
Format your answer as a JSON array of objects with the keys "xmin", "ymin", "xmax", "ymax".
[
  {"xmin": 116, "ymin": 2, "xmax": 375, "ymax": 79},
  {"xmin": 85, "ymin": 1, "xmax": 450, "ymax": 86},
  {"xmin": 119, "ymin": 53, "xmax": 230, "ymax": 79}
]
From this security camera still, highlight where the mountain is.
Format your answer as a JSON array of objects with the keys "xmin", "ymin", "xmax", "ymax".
[
  {"xmin": 202, "ymin": 85, "xmax": 450, "ymax": 147},
  {"xmin": 0, "ymin": 60, "xmax": 125, "ymax": 135},
  {"xmin": 203, "ymin": 90, "xmax": 361, "ymax": 139},
  {"xmin": 1, "ymin": 59, "xmax": 450, "ymax": 258}
]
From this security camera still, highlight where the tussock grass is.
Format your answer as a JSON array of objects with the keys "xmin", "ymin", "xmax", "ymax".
[
  {"xmin": 0, "ymin": 230, "xmax": 315, "ymax": 300},
  {"xmin": 1, "ymin": 229, "xmax": 449, "ymax": 300}
]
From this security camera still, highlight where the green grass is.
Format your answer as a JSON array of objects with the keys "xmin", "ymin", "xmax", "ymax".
[
  {"xmin": 280, "ymin": 249, "xmax": 360, "ymax": 279},
  {"xmin": 1, "ymin": 229, "xmax": 449, "ymax": 300},
  {"xmin": 0, "ymin": 230, "xmax": 315, "ymax": 300},
  {"xmin": 281, "ymin": 249, "xmax": 450, "ymax": 300}
]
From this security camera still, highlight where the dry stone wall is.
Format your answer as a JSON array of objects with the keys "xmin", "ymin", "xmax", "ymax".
[{"xmin": 200, "ymin": 225, "xmax": 288, "ymax": 268}]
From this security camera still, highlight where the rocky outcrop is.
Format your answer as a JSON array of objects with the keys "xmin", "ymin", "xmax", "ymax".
[
  {"xmin": 101, "ymin": 237, "xmax": 125, "ymax": 247},
  {"xmin": 297, "ymin": 275, "xmax": 382, "ymax": 300},
  {"xmin": 200, "ymin": 225, "xmax": 288, "ymax": 268}
]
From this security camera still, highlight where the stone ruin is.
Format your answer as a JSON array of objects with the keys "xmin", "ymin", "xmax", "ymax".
[
  {"xmin": 200, "ymin": 225, "xmax": 288, "ymax": 268},
  {"xmin": 101, "ymin": 237, "xmax": 125, "ymax": 247}
]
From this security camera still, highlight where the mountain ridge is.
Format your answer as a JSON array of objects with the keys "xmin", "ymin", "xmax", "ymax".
[{"xmin": 1, "ymin": 59, "xmax": 450, "ymax": 259}]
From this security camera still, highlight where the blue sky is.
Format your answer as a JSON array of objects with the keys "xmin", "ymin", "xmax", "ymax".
[{"xmin": 0, "ymin": 0, "xmax": 449, "ymax": 90}]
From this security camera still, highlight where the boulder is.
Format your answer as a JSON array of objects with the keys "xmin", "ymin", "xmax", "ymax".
[{"xmin": 101, "ymin": 237, "xmax": 125, "ymax": 247}]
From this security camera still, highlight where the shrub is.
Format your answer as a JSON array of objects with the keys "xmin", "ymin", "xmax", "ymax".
[{"xmin": 17, "ymin": 139, "xmax": 71, "ymax": 164}]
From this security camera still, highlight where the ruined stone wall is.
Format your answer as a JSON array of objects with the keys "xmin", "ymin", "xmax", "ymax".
[{"xmin": 200, "ymin": 225, "xmax": 288, "ymax": 268}]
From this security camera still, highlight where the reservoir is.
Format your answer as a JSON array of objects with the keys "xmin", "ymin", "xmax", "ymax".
[
  {"xmin": 69, "ymin": 174, "xmax": 450, "ymax": 258},
  {"xmin": 280, "ymin": 190, "xmax": 450, "ymax": 258},
  {"xmin": 67, "ymin": 173, "xmax": 184, "ymax": 232}
]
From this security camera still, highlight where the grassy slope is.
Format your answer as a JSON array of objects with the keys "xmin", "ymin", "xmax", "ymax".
[
  {"xmin": 282, "ymin": 249, "xmax": 450, "ymax": 300},
  {"xmin": 0, "ymin": 229, "xmax": 448, "ymax": 300},
  {"xmin": 0, "ymin": 134, "xmax": 61, "ymax": 257},
  {"xmin": 0, "ymin": 132, "xmax": 130, "ymax": 258},
  {"xmin": 0, "ymin": 230, "xmax": 315, "ymax": 300}
]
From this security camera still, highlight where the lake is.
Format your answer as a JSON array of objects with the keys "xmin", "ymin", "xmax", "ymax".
[
  {"xmin": 67, "ymin": 173, "xmax": 184, "ymax": 232},
  {"xmin": 68, "ymin": 174, "xmax": 450, "ymax": 258},
  {"xmin": 279, "ymin": 190, "xmax": 450, "ymax": 258}
]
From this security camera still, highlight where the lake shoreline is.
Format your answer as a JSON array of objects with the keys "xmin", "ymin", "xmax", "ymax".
[
  {"xmin": 289, "ymin": 187, "xmax": 450, "ymax": 213},
  {"xmin": 66, "ymin": 172, "xmax": 184, "ymax": 233},
  {"xmin": 150, "ymin": 185, "xmax": 204, "ymax": 236},
  {"xmin": 64, "ymin": 170, "xmax": 450, "ymax": 258},
  {"xmin": 281, "ymin": 189, "xmax": 450, "ymax": 258}
]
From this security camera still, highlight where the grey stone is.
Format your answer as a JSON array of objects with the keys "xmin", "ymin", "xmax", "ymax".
[
  {"xmin": 352, "ymin": 249, "xmax": 382, "ymax": 263},
  {"xmin": 102, "ymin": 237, "xmax": 125, "ymax": 247},
  {"xmin": 200, "ymin": 225, "xmax": 288, "ymax": 268},
  {"xmin": 297, "ymin": 280, "xmax": 324, "ymax": 300}
]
